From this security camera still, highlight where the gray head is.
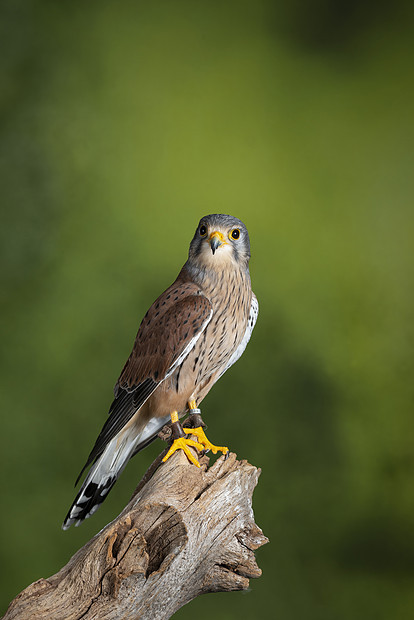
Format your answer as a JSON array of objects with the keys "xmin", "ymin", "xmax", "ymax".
[{"xmin": 188, "ymin": 214, "xmax": 251, "ymax": 271}]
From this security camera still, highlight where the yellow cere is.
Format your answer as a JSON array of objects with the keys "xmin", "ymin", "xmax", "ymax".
[{"xmin": 208, "ymin": 230, "xmax": 227, "ymax": 244}]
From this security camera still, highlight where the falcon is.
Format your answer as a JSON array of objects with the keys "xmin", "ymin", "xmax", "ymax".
[{"xmin": 63, "ymin": 214, "xmax": 258, "ymax": 529}]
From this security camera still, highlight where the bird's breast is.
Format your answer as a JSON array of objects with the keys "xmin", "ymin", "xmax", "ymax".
[
  {"xmin": 192, "ymin": 272, "xmax": 252, "ymax": 384},
  {"xmin": 147, "ymin": 270, "xmax": 252, "ymax": 419}
]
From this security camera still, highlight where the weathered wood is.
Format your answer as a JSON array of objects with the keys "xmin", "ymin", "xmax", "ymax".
[{"xmin": 4, "ymin": 444, "xmax": 268, "ymax": 620}]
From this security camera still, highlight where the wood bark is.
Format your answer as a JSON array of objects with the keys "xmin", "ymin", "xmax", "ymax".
[{"xmin": 3, "ymin": 442, "xmax": 268, "ymax": 620}]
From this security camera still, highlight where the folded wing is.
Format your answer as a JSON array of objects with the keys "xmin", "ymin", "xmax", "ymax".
[{"xmin": 76, "ymin": 284, "xmax": 213, "ymax": 483}]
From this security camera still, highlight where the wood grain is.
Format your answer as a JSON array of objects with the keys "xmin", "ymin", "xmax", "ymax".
[{"xmin": 4, "ymin": 444, "xmax": 268, "ymax": 620}]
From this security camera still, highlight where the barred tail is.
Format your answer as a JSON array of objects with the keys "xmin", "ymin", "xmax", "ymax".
[{"xmin": 62, "ymin": 415, "xmax": 170, "ymax": 530}]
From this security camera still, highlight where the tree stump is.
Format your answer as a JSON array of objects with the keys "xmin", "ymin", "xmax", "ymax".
[{"xmin": 3, "ymin": 446, "xmax": 268, "ymax": 620}]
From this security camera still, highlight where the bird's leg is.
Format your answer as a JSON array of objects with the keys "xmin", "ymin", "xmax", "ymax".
[
  {"xmin": 184, "ymin": 400, "xmax": 229, "ymax": 456},
  {"xmin": 162, "ymin": 411, "xmax": 204, "ymax": 468}
]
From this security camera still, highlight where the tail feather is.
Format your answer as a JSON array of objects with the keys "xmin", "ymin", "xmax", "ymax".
[
  {"xmin": 62, "ymin": 436, "xmax": 131, "ymax": 530},
  {"xmin": 62, "ymin": 415, "xmax": 170, "ymax": 530}
]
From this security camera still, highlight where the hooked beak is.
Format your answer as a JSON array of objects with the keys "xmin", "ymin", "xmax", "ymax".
[{"xmin": 208, "ymin": 231, "xmax": 226, "ymax": 255}]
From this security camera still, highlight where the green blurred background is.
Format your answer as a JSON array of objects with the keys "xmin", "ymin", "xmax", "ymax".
[{"xmin": 1, "ymin": 1, "xmax": 413, "ymax": 618}]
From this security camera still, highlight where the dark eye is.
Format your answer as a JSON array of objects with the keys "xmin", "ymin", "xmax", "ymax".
[
  {"xmin": 230, "ymin": 228, "xmax": 240, "ymax": 240},
  {"xmin": 199, "ymin": 225, "xmax": 207, "ymax": 237}
]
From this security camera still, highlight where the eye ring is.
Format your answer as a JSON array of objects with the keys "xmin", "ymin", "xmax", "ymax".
[
  {"xmin": 199, "ymin": 224, "xmax": 207, "ymax": 237},
  {"xmin": 230, "ymin": 228, "xmax": 240, "ymax": 240}
]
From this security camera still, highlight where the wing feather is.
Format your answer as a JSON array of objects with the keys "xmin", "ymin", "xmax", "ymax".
[{"xmin": 76, "ymin": 283, "xmax": 212, "ymax": 482}]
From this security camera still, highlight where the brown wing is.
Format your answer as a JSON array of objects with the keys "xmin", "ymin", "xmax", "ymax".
[
  {"xmin": 76, "ymin": 282, "xmax": 212, "ymax": 481},
  {"xmin": 116, "ymin": 284, "xmax": 213, "ymax": 392}
]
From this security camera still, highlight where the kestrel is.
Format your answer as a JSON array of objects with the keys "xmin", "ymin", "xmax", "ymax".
[{"xmin": 63, "ymin": 214, "xmax": 258, "ymax": 530}]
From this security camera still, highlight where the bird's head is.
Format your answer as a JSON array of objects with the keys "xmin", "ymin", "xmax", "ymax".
[{"xmin": 188, "ymin": 214, "xmax": 251, "ymax": 271}]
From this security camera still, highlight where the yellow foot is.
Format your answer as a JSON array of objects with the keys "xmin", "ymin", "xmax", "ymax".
[
  {"xmin": 184, "ymin": 427, "xmax": 229, "ymax": 455},
  {"xmin": 162, "ymin": 437, "xmax": 204, "ymax": 468}
]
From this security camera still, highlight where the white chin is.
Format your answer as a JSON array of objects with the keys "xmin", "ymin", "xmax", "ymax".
[{"xmin": 200, "ymin": 242, "xmax": 233, "ymax": 266}]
